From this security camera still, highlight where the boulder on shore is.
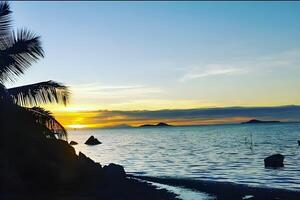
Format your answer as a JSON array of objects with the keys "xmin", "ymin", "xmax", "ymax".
[
  {"xmin": 103, "ymin": 163, "xmax": 126, "ymax": 179},
  {"xmin": 69, "ymin": 141, "xmax": 78, "ymax": 145},
  {"xmin": 84, "ymin": 136, "xmax": 101, "ymax": 145},
  {"xmin": 264, "ymin": 154, "xmax": 284, "ymax": 168}
]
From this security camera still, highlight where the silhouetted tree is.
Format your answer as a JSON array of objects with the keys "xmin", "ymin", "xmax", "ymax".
[{"xmin": 0, "ymin": 2, "xmax": 69, "ymax": 140}]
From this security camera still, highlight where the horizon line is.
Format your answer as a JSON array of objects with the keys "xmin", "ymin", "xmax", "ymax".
[
  {"xmin": 67, "ymin": 121, "xmax": 300, "ymax": 130},
  {"xmin": 56, "ymin": 104, "xmax": 300, "ymax": 113}
]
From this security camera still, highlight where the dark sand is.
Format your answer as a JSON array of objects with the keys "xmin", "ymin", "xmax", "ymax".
[
  {"xmin": 0, "ymin": 178, "xmax": 178, "ymax": 200},
  {"xmin": 132, "ymin": 175, "xmax": 300, "ymax": 200}
]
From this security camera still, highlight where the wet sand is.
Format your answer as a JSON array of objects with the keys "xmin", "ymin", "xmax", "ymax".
[{"xmin": 132, "ymin": 175, "xmax": 300, "ymax": 200}]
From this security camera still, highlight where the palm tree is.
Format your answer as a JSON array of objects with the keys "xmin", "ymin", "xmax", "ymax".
[{"xmin": 0, "ymin": 2, "xmax": 69, "ymax": 140}]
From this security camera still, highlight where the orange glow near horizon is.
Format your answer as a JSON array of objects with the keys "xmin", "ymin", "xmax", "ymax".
[
  {"xmin": 42, "ymin": 89, "xmax": 300, "ymax": 129},
  {"xmin": 45, "ymin": 100, "xmax": 298, "ymax": 129},
  {"xmin": 52, "ymin": 108, "xmax": 253, "ymax": 129}
]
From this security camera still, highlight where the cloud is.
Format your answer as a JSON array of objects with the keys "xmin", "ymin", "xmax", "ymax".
[
  {"xmin": 180, "ymin": 64, "xmax": 246, "ymax": 82},
  {"xmin": 55, "ymin": 105, "xmax": 300, "ymax": 128},
  {"xmin": 258, "ymin": 48, "xmax": 299, "ymax": 68},
  {"xmin": 180, "ymin": 48, "xmax": 300, "ymax": 82},
  {"xmin": 70, "ymin": 83, "xmax": 163, "ymax": 100},
  {"xmin": 93, "ymin": 105, "xmax": 300, "ymax": 121}
]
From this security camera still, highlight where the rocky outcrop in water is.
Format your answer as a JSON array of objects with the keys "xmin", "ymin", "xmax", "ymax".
[
  {"xmin": 264, "ymin": 154, "xmax": 284, "ymax": 168},
  {"xmin": 84, "ymin": 136, "xmax": 101, "ymax": 145},
  {"xmin": 69, "ymin": 141, "xmax": 78, "ymax": 145}
]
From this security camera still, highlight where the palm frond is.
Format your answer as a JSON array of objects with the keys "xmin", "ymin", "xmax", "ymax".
[
  {"xmin": 26, "ymin": 106, "xmax": 68, "ymax": 140},
  {"xmin": 0, "ymin": 1, "xmax": 12, "ymax": 35},
  {"xmin": 7, "ymin": 80, "xmax": 70, "ymax": 107},
  {"xmin": 0, "ymin": 29, "xmax": 44, "ymax": 82}
]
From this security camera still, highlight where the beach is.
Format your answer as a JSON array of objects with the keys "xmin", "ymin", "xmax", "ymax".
[{"xmin": 1, "ymin": 1, "xmax": 300, "ymax": 199}]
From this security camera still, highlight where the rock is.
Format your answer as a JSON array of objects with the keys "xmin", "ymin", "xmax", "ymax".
[
  {"xmin": 77, "ymin": 152, "xmax": 103, "ymax": 186},
  {"xmin": 69, "ymin": 141, "xmax": 78, "ymax": 145},
  {"xmin": 264, "ymin": 154, "xmax": 284, "ymax": 168},
  {"xmin": 78, "ymin": 152, "xmax": 100, "ymax": 167},
  {"xmin": 0, "ymin": 165, "xmax": 26, "ymax": 193},
  {"xmin": 17, "ymin": 139, "xmax": 79, "ymax": 190},
  {"xmin": 78, "ymin": 152, "xmax": 102, "ymax": 172},
  {"xmin": 84, "ymin": 136, "xmax": 101, "ymax": 145},
  {"xmin": 103, "ymin": 163, "xmax": 126, "ymax": 179},
  {"xmin": 298, "ymin": 140, "xmax": 300, "ymax": 146},
  {"xmin": 43, "ymin": 139, "xmax": 77, "ymax": 162}
]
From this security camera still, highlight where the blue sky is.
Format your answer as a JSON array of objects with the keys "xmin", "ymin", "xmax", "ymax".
[{"xmin": 7, "ymin": 2, "xmax": 300, "ymax": 112}]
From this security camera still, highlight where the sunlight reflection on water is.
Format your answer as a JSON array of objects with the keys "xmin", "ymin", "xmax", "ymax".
[
  {"xmin": 149, "ymin": 181, "xmax": 215, "ymax": 200},
  {"xmin": 69, "ymin": 123, "xmax": 300, "ymax": 190}
]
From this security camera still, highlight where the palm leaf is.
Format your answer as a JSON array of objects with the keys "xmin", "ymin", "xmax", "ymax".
[
  {"xmin": 0, "ymin": 29, "xmax": 44, "ymax": 82},
  {"xmin": 7, "ymin": 80, "xmax": 70, "ymax": 107},
  {"xmin": 0, "ymin": 1, "xmax": 12, "ymax": 35},
  {"xmin": 26, "ymin": 106, "xmax": 68, "ymax": 140}
]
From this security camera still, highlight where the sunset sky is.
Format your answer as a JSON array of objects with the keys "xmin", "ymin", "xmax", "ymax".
[{"xmin": 6, "ymin": 2, "xmax": 300, "ymax": 128}]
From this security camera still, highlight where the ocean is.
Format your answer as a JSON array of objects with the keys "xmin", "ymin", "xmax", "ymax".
[{"xmin": 68, "ymin": 123, "xmax": 300, "ymax": 190}]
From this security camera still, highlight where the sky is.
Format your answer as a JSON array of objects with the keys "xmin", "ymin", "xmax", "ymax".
[
  {"xmin": 6, "ymin": 2, "xmax": 300, "ymax": 128},
  {"xmin": 54, "ymin": 106, "xmax": 300, "ymax": 128}
]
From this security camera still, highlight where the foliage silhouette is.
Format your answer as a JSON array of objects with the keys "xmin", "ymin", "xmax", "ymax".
[{"xmin": 0, "ymin": 2, "xmax": 69, "ymax": 140}]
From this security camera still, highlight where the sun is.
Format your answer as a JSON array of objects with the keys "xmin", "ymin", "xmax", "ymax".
[{"xmin": 67, "ymin": 124, "xmax": 88, "ymax": 129}]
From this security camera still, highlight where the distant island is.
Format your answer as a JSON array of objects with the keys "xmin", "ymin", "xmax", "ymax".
[
  {"xmin": 105, "ymin": 119, "xmax": 283, "ymax": 129},
  {"xmin": 139, "ymin": 122, "xmax": 172, "ymax": 128},
  {"xmin": 241, "ymin": 119, "xmax": 281, "ymax": 124},
  {"xmin": 105, "ymin": 124, "xmax": 133, "ymax": 129},
  {"xmin": 102, "ymin": 123, "xmax": 172, "ymax": 129}
]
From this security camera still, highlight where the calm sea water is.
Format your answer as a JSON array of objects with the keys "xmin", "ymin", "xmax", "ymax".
[{"xmin": 68, "ymin": 123, "xmax": 300, "ymax": 190}]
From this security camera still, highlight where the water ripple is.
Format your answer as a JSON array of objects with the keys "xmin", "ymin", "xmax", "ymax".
[{"xmin": 69, "ymin": 123, "xmax": 300, "ymax": 190}]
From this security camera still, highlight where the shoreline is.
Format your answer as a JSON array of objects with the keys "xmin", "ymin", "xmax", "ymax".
[
  {"xmin": 131, "ymin": 175, "xmax": 300, "ymax": 200},
  {"xmin": 0, "ymin": 136, "xmax": 178, "ymax": 200},
  {"xmin": 0, "ymin": 178, "xmax": 178, "ymax": 200}
]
